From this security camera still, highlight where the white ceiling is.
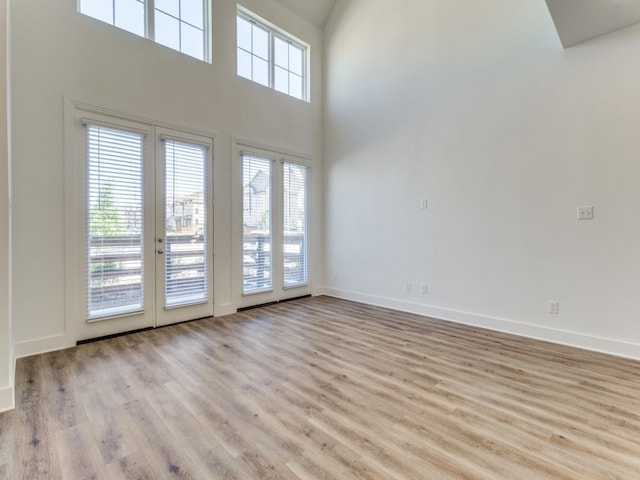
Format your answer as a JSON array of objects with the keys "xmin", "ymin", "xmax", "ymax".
[
  {"xmin": 274, "ymin": 0, "xmax": 337, "ymax": 28},
  {"xmin": 275, "ymin": 0, "xmax": 640, "ymax": 46},
  {"xmin": 545, "ymin": 0, "xmax": 640, "ymax": 47}
]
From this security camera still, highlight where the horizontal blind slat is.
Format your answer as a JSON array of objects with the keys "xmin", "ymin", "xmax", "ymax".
[
  {"xmin": 283, "ymin": 162, "xmax": 307, "ymax": 288},
  {"xmin": 87, "ymin": 124, "xmax": 145, "ymax": 320},
  {"xmin": 164, "ymin": 139, "xmax": 209, "ymax": 308},
  {"xmin": 242, "ymin": 154, "xmax": 273, "ymax": 295}
]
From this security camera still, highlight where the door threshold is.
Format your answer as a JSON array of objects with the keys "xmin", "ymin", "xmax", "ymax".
[
  {"xmin": 237, "ymin": 294, "xmax": 311, "ymax": 312},
  {"xmin": 76, "ymin": 314, "xmax": 215, "ymax": 345}
]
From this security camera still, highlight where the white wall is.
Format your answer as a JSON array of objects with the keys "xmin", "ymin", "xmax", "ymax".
[
  {"xmin": 324, "ymin": 0, "xmax": 640, "ymax": 358},
  {"xmin": 10, "ymin": 0, "xmax": 323, "ymax": 357},
  {"xmin": 0, "ymin": 0, "xmax": 13, "ymax": 412}
]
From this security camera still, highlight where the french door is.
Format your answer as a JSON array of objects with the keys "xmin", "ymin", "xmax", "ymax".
[
  {"xmin": 238, "ymin": 148, "xmax": 309, "ymax": 308},
  {"xmin": 76, "ymin": 116, "xmax": 213, "ymax": 340}
]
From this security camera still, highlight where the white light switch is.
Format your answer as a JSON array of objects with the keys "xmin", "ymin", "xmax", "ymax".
[
  {"xmin": 421, "ymin": 199, "xmax": 428, "ymax": 210},
  {"xmin": 577, "ymin": 206, "xmax": 593, "ymax": 220}
]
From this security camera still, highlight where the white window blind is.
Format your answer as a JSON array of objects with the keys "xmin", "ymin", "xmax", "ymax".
[
  {"xmin": 242, "ymin": 155, "xmax": 272, "ymax": 294},
  {"xmin": 87, "ymin": 124, "xmax": 144, "ymax": 320},
  {"xmin": 164, "ymin": 139, "xmax": 209, "ymax": 307},
  {"xmin": 283, "ymin": 162, "xmax": 307, "ymax": 288}
]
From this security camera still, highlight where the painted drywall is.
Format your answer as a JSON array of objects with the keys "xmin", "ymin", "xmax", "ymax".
[
  {"xmin": 0, "ymin": 0, "xmax": 13, "ymax": 412},
  {"xmin": 323, "ymin": 0, "xmax": 640, "ymax": 358},
  {"xmin": 545, "ymin": 0, "xmax": 640, "ymax": 47},
  {"xmin": 10, "ymin": 0, "xmax": 323, "ymax": 356}
]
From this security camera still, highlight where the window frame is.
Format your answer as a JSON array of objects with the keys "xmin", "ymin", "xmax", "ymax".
[
  {"xmin": 234, "ymin": 140, "xmax": 312, "ymax": 309},
  {"xmin": 85, "ymin": 122, "xmax": 147, "ymax": 321},
  {"xmin": 65, "ymin": 100, "xmax": 218, "ymax": 342},
  {"xmin": 241, "ymin": 153, "xmax": 274, "ymax": 296},
  {"xmin": 78, "ymin": 0, "xmax": 211, "ymax": 63},
  {"xmin": 236, "ymin": 6, "xmax": 309, "ymax": 102},
  {"xmin": 282, "ymin": 161, "xmax": 308, "ymax": 289}
]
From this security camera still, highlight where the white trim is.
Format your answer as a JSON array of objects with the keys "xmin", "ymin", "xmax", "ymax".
[
  {"xmin": 67, "ymin": 99, "xmax": 220, "ymax": 141},
  {"xmin": 239, "ymin": 148, "xmax": 278, "ymax": 162},
  {"xmin": 155, "ymin": 126, "xmax": 215, "ymax": 326},
  {"xmin": 14, "ymin": 333, "xmax": 74, "ymax": 359},
  {"xmin": 80, "ymin": 117, "xmax": 149, "ymax": 136},
  {"xmin": 237, "ymin": 4, "xmax": 309, "ymax": 102},
  {"xmin": 235, "ymin": 137, "xmax": 312, "ymax": 165},
  {"xmin": 64, "ymin": 98, "xmax": 220, "ymax": 342},
  {"xmin": 323, "ymin": 287, "xmax": 640, "ymax": 361},
  {"xmin": 237, "ymin": 5, "xmax": 309, "ymax": 50},
  {"xmin": 232, "ymin": 137, "xmax": 313, "ymax": 309},
  {"xmin": 159, "ymin": 133, "xmax": 212, "ymax": 150},
  {"xmin": 0, "ymin": 385, "xmax": 14, "ymax": 413},
  {"xmin": 78, "ymin": 0, "xmax": 212, "ymax": 63}
]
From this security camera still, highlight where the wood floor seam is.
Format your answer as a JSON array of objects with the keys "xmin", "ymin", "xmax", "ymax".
[{"xmin": 1, "ymin": 296, "xmax": 639, "ymax": 479}]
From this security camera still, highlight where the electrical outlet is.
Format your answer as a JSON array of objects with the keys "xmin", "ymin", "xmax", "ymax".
[
  {"xmin": 421, "ymin": 284, "xmax": 428, "ymax": 294},
  {"xmin": 548, "ymin": 300, "xmax": 559, "ymax": 314},
  {"xmin": 406, "ymin": 283, "xmax": 412, "ymax": 293},
  {"xmin": 577, "ymin": 206, "xmax": 593, "ymax": 220}
]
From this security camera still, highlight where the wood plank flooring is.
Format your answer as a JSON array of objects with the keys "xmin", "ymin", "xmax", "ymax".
[{"xmin": 1, "ymin": 295, "xmax": 640, "ymax": 479}]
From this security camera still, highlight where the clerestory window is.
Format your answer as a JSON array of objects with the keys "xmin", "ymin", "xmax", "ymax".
[
  {"xmin": 78, "ymin": 0, "xmax": 210, "ymax": 62},
  {"xmin": 237, "ymin": 7, "xmax": 308, "ymax": 102}
]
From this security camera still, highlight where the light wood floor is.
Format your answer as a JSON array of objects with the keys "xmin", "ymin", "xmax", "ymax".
[{"xmin": 1, "ymin": 296, "xmax": 640, "ymax": 479}]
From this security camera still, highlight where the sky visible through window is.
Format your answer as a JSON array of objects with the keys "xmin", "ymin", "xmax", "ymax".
[
  {"xmin": 79, "ymin": 0, "xmax": 207, "ymax": 61},
  {"xmin": 237, "ymin": 12, "xmax": 307, "ymax": 101},
  {"xmin": 80, "ymin": 0, "xmax": 145, "ymax": 37}
]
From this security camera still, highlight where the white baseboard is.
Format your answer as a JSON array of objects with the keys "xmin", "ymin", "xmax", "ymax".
[
  {"xmin": 14, "ymin": 333, "xmax": 74, "ymax": 359},
  {"xmin": 323, "ymin": 287, "xmax": 640, "ymax": 361},
  {"xmin": 0, "ymin": 384, "xmax": 14, "ymax": 413},
  {"xmin": 312, "ymin": 287, "xmax": 326, "ymax": 297}
]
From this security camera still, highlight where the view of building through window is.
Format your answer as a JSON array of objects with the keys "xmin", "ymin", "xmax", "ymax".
[
  {"xmin": 242, "ymin": 154, "xmax": 308, "ymax": 295},
  {"xmin": 87, "ymin": 124, "xmax": 145, "ymax": 319}
]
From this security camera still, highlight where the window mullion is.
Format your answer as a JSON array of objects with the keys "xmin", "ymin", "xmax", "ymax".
[
  {"xmin": 79, "ymin": 0, "xmax": 209, "ymax": 62},
  {"xmin": 147, "ymin": 0, "xmax": 155, "ymax": 41},
  {"xmin": 236, "ymin": 7, "xmax": 308, "ymax": 101},
  {"xmin": 269, "ymin": 31, "xmax": 275, "ymax": 90},
  {"xmin": 144, "ymin": 0, "xmax": 156, "ymax": 41}
]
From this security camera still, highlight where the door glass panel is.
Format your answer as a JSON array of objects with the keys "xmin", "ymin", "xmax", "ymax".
[
  {"xmin": 283, "ymin": 163, "xmax": 307, "ymax": 288},
  {"xmin": 87, "ymin": 125, "xmax": 144, "ymax": 319},
  {"xmin": 242, "ymin": 155, "xmax": 272, "ymax": 294},
  {"xmin": 164, "ymin": 140, "xmax": 208, "ymax": 307}
]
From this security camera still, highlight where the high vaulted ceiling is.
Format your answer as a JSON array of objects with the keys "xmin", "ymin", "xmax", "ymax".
[
  {"xmin": 545, "ymin": 0, "xmax": 640, "ymax": 47},
  {"xmin": 274, "ymin": 0, "xmax": 337, "ymax": 28},
  {"xmin": 275, "ymin": 0, "xmax": 640, "ymax": 47}
]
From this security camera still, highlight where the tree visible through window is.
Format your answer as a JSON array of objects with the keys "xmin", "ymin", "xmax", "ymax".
[{"xmin": 87, "ymin": 124, "xmax": 144, "ymax": 319}]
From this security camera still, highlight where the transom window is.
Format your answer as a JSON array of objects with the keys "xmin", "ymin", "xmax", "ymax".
[
  {"xmin": 78, "ymin": 0, "xmax": 209, "ymax": 62},
  {"xmin": 237, "ymin": 7, "xmax": 308, "ymax": 101}
]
